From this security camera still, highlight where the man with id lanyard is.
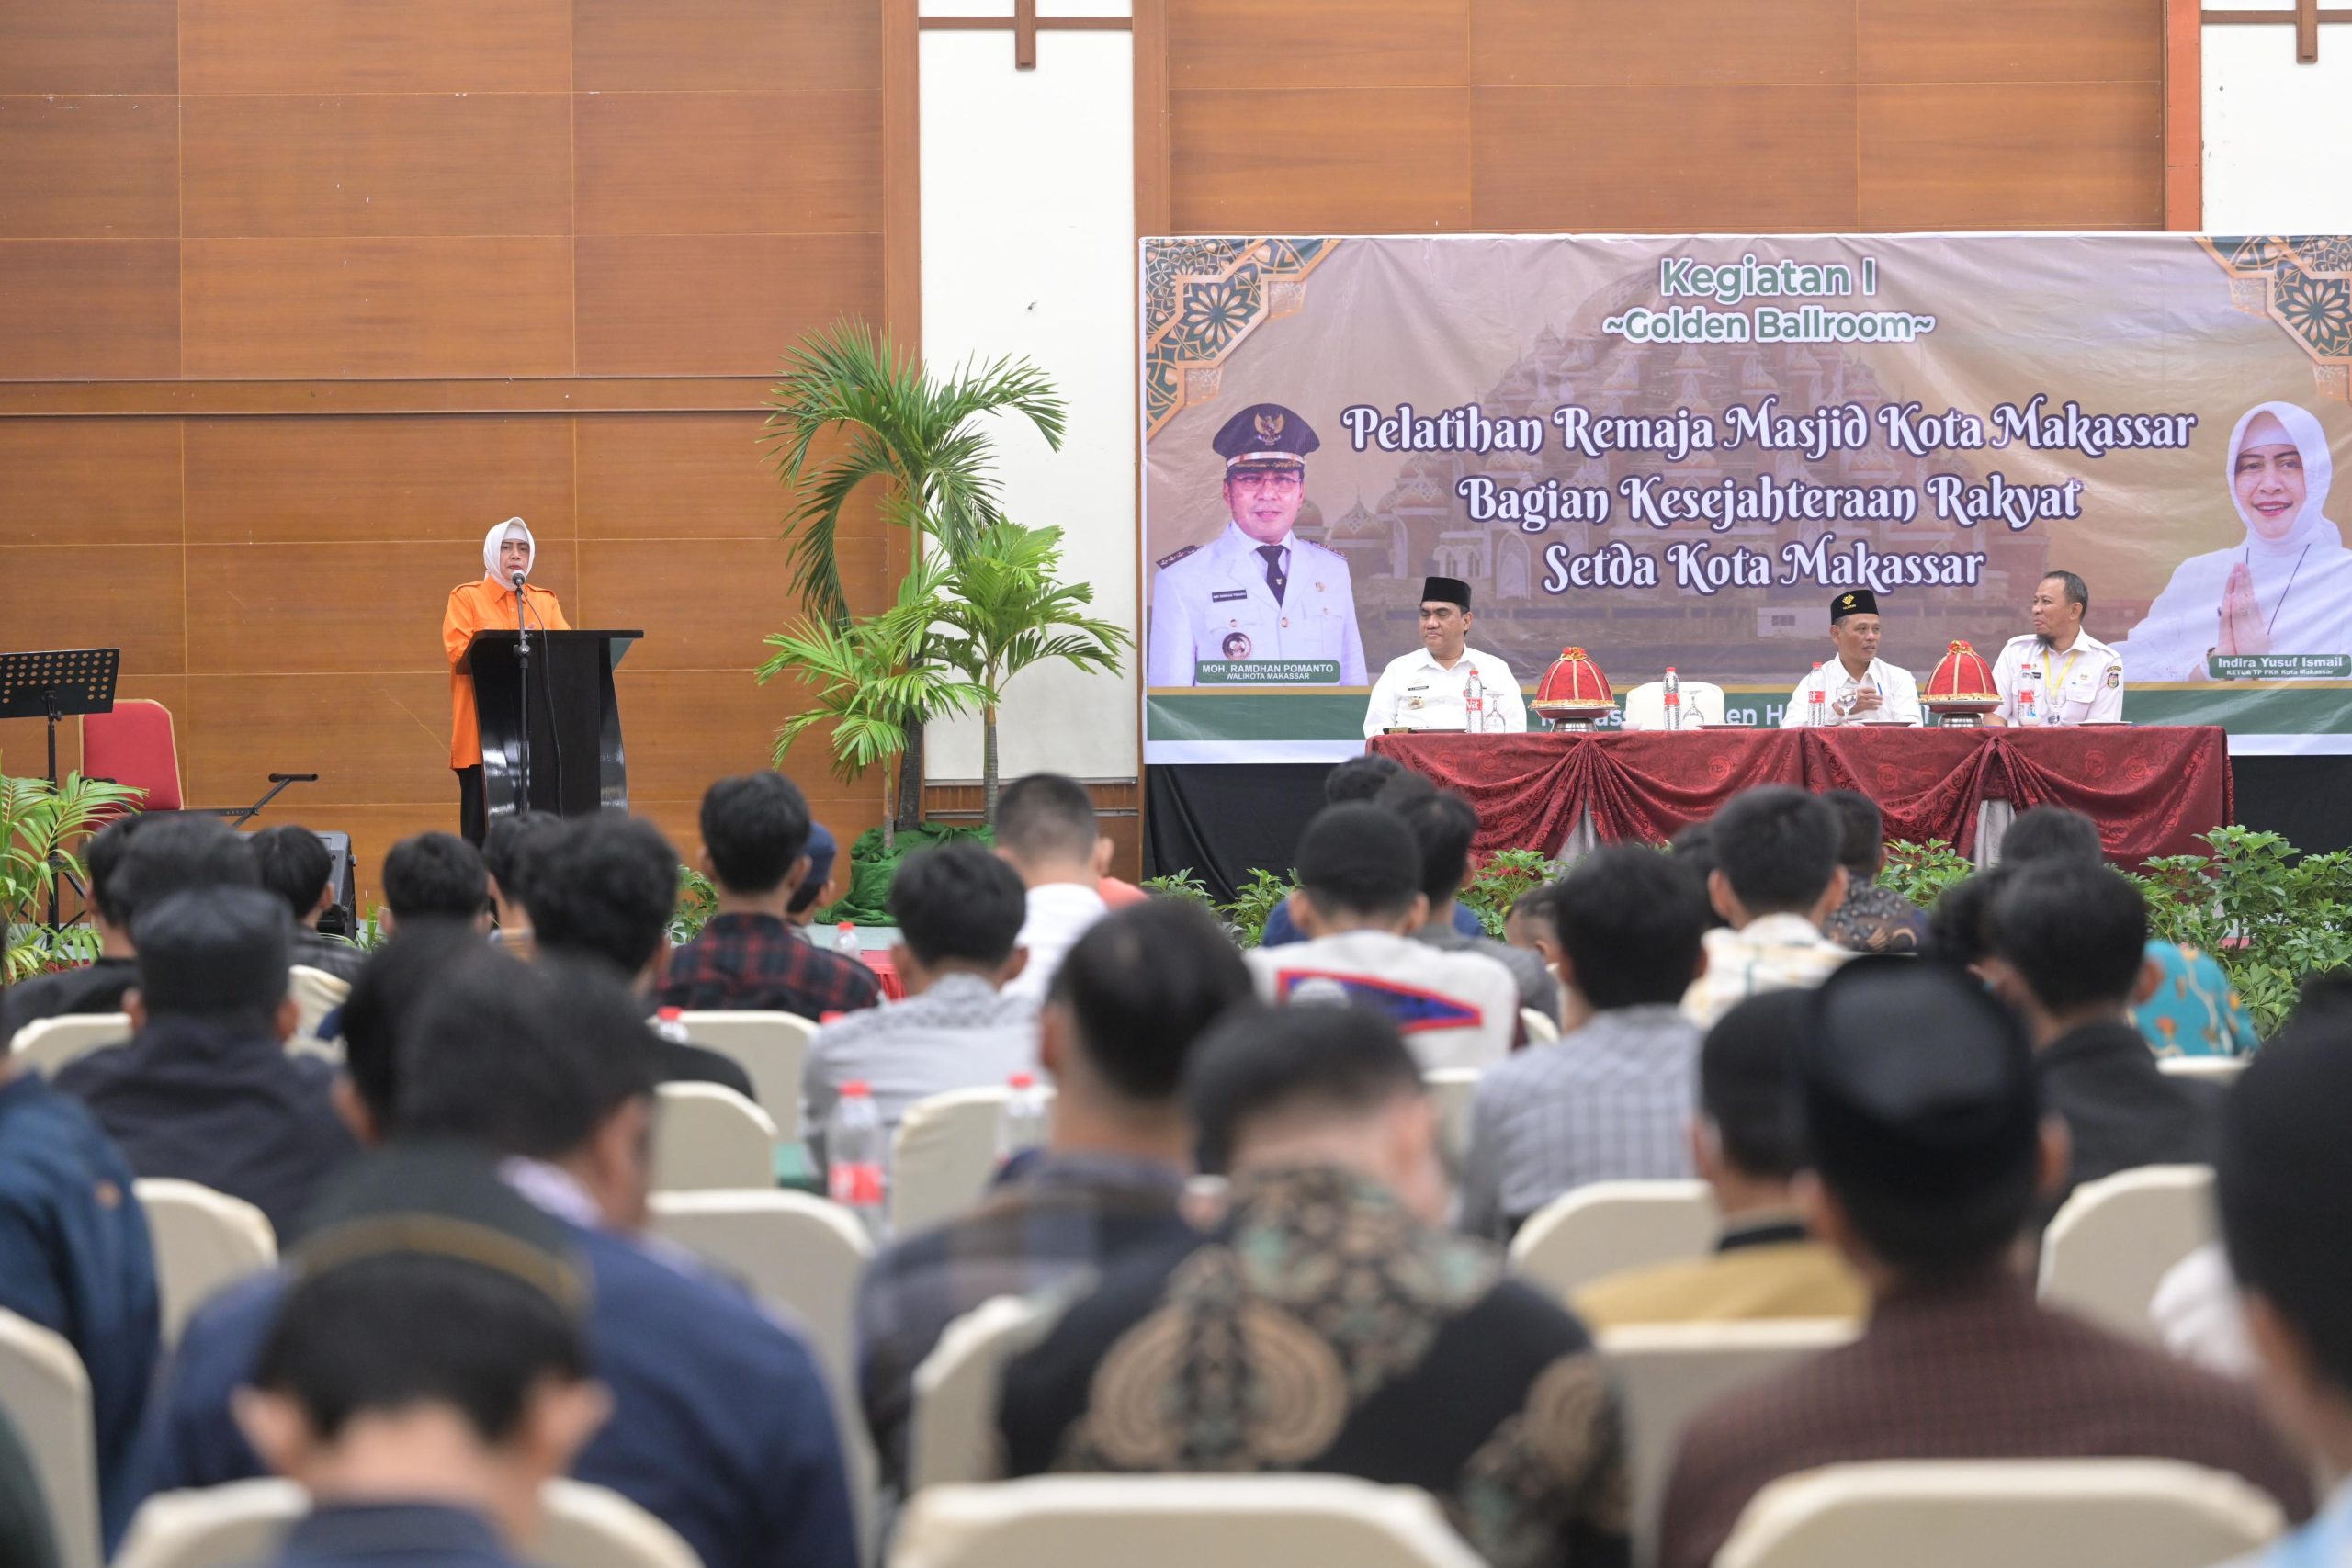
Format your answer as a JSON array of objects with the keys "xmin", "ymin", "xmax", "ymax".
[
  {"xmin": 1987, "ymin": 570, "xmax": 2125, "ymax": 727},
  {"xmin": 1781, "ymin": 590, "xmax": 1922, "ymax": 728}
]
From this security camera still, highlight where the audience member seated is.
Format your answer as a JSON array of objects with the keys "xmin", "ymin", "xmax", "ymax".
[
  {"xmin": 1923, "ymin": 863, "xmax": 2007, "ymax": 972},
  {"xmin": 1501, "ymin": 881, "xmax": 1565, "ymax": 990},
  {"xmin": 529, "ymin": 814, "xmax": 757, "ymax": 1100},
  {"xmin": 1657, "ymin": 959, "xmax": 2312, "ymax": 1568},
  {"xmin": 2212, "ymin": 1005, "xmax": 2352, "ymax": 1565},
  {"xmin": 250, "ymin": 825, "xmax": 365, "ymax": 984},
  {"xmin": 1261, "ymin": 756, "xmax": 1483, "ymax": 949},
  {"xmin": 1246, "ymin": 805, "xmax": 1516, "ymax": 1069},
  {"xmin": 1818, "ymin": 791, "xmax": 1927, "ymax": 954},
  {"xmin": 2001, "ymin": 804, "xmax": 2259, "ymax": 1057},
  {"xmin": 56, "ymin": 885, "xmax": 357, "ymax": 1242},
  {"xmin": 654, "ymin": 773, "xmax": 879, "ymax": 1019},
  {"xmin": 481, "ymin": 809, "xmax": 565, "ymax": 961},
  {"xmin": 1984, "ymin": 859, "xmax": 2221, "ymax": 1219},
  {"xmin": 1396, "ymin": 789, "xmax": 1561, "ymax": 1025},
  {"xmin": 854, "ymin": 900, "xmax": 1252, "ymax": 1492},
  {"xmin": 1668, "ymin": 820, "xmax": 1732, "ymax": 931},
  {"xmin": 0, "ymin": 811, "xmax": 159, "ymax": 1041},
  {"xmin": 140, "ymin": 953, "xmax": 859, "ymax": 1568},
  {"xmin": 1574, "ymin": 991, "xmax": 1866, "ymax": 1329},
  {"xmin": 785, "ymin": 821, "xmax": 839, "ymax": 941},
  {"xmin": 1461, "ymin": 847, "xmax": 1706, "ymax": 1238},
  {"xmin": 380, "ymin": 831, "xmax": 491, "ymax": 933},
  {"xmin": 0, "ymin": 1001, "xmax": 159, "ymax": 1544},
  {"xmin": 805, "ymin": 841, "xmax": 1036, "ymax": 1164},
  {"xmin": 999, "ymin": 1004, "xmax": 1631, "ymax": 1568},
  {"xmin": 997, "ymin": 773, "xmax": 1112, "ymax": 1005},
  {"xmin": 235, "ymin": 1149, "xmax": 608, "ymax": 1568},
  {"xmin": 1680, "ymin": 787, "xmax": 1851, "ymax": 1028}
]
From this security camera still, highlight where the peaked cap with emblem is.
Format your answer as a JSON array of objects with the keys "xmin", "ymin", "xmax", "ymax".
[
  {"xmin": 1830, "ymin": 588, "xmax": 1880, "ymax": 623},
  {"xmin": 1213, "ymin": 402, "xmax": 1319, "ymax": 471}
]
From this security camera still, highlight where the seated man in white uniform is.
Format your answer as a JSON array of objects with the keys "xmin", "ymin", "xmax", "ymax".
[
  {"xmin": 1781, "ymin": 589, "xmax": 1921, "ymax": 727},
  {"xmin": 1988, "ymin": 570, "xmax": 2124, "ymax": 727},
  {"xmin": 1363, "ymin": 576, "xmax": 1528, "ymax": 737}
]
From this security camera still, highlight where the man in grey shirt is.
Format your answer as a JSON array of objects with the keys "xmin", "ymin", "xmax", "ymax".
[
  {"xmin": 1460, "ymin": 847, "xmax": 1710, "ymax": 1239},
  {"xmin": 804, "ymin": 842, "xmax": 1038, "ymax": 1168},
  {"xmin": 1391, "ymin": 787, "xmax": 1560, "ymax": 1029}
]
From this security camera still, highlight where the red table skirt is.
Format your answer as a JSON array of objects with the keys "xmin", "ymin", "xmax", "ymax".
[{"xmin": 1367, "ymin": 727, "xmax": 2233, "ymax": 865}]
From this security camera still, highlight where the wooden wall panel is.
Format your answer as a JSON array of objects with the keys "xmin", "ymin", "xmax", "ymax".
[
  {"xmin": 183, "ymin": 673, "xmax": 454, "ymax": 807},
  {"xmin": 0, "ymin": 546, "xmax": 185, "ymax": 675},
  {"xmin": 178, "ymin": 0, "xmax": 571, "ymax": 94},
  {"xmin": 0, "ymin": 241, "xmax": 178, "ymax": 377},
  {"xmin": 1169, "ymin": 89, "xmax": 1471, "ymax": 231},
  {"xmin": 1170, "ymin": 0, "xmax": 1469, "ymax": 88},
  {"xmin": 573, "ymin": 0, "xmax": 883, "ymax": 93},
  {"xmin": 575, "ymin": 92, "xmax": 882, "ymax": 237},
  {"xmin": 185, "ymin": 543, "xmax": 581, "ymax": 675},
  {"xmin": 181, "ymin": 238, "xmax": 574, "ymax": 377},
  {"xmin": 575, "ymin": 538, "xmax": 795, "ymax": 671},
  {"xmin": 0, "ymin": 420, "xmax": 183, "ymax": 547},
  {"xmin": 1860, "ymin": 0, "xmax": 2163, "ymax": 84},
  {"xmin": 0, "ymin": 3, "xmax": 176, "ymax": 94},
  {"xmin": 575, "ymin": 235, "xmax": 878, "ymax": 375},
  {"xmin": 0, "ymin": 96, "xmax": 178, "ymax": 239},
  {"xmin": 576, "ymin": 415, "xmax": 781, "ymax": 540},
  {"xmin": 1470, "ymin": 0, "xmax": 1855, "ymax": 85},
  {"xmin": 609, "ymin": 671, "xmax": 808, "ymax": 805},
  {"xmin": 312, "ymin": 804, "xmax": 478, "ymax": 913},
  {"xmin": 185, "ymin": 416, "xmax": 574, "ymax": 546},
  {"xmin": 1859, "ymin": 83, "xmax": 2164, "ymax": 230},
  {"xmin": 1473, "ymin": 87, "xmax": 1859, "ymax": 231},
  {"xmin": 182, "ymin": 96, "xmax": 572, "ymax": 239}
]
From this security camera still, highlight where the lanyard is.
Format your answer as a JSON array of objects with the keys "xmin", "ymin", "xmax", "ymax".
[{"xmin": 2041, "ymin": 645, "xmax": 2084, "ymax": 695}]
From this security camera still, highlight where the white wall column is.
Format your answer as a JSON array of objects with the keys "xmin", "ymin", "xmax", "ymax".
[{"xmin": 2203, "ymin": 6, "xmax": 2352, "ymax": 231}]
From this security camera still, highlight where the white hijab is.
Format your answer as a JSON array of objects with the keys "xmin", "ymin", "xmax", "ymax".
[
  {"xmin": 2114, "ymin": 400, "xmax": 2352, "ymax": 679},
  {"xmin": 483, "ymin": 517, "xmax": 537, "ymax": 583}
]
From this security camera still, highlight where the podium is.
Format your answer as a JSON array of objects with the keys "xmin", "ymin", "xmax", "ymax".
[{"xmin": 466, "ymin": 629, "xmax": 641, "ymax": 819}]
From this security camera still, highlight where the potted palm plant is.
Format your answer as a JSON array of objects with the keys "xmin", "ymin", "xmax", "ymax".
[{"xmin": 1, "ymin": 760, "xmax": 142, "ymax": 985}]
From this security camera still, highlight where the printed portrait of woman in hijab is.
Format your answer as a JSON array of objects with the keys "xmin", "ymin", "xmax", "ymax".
[{"xmin": 2115, "ymin": 400, "xmax": 2352, "ymax": 681}]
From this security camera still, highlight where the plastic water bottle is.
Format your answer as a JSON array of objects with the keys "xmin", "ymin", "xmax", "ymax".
[
  {"xmin": 1464, "ymin": 666, "xmax": 1485, "ymax": 733},
  {"xmin": 834, "ymin": 920, "xmax": 861, "ymax": 956},
  {"xmin": 998, "ymin": 1072, "xmax": 1049, "ymax": 1164},
  {"xmin": 825, "ymin": 1081, "xmax": 889, "ymax": 1238},
  {"xmin": 653, "ymin": 1007, "xmax": 691, "ymax": 1045},
  {"xmin": 1662, "ymin": 666, "xmax": 1683, "ymax": 731},
  {"xmin": 1808, "ymin": 663, "xmax": 1826, "ymax": 727}
]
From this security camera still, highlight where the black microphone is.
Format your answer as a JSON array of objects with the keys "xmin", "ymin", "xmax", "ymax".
[{"xmin": 510, "ymin": 570, "xmax": 526, "ymax": 590}]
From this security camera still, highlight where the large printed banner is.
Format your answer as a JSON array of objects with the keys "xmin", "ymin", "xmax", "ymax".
[{"xmin": 1140, "ymin": 235, "xmax": 2352, "ymax": 762}]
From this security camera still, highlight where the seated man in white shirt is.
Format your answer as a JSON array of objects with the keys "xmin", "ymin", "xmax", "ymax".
[
  {"xmin": 1246, "ymin": 804, "xmax": 1517, "ymax": 1070},
  {"xmin": 804, "ymin": 841, "xmax": 1037, "ymax": 1161},
  {"xmin": 997, "ymin": 773, "xmax": 1112, "ymax": 1006},
  {"xmin": 1988, "ymin": 570, "xmax": 2125, "ymax": 727},
  {"xmin": 1781, "ymin": 588, "xmax": 1921, "ymax": 727},
  {"xmin": 1682, "ymin": 786, "xmax": 1855, "ymax": 1029},
  {"xmin": 1363, "ymin": 576, "xmax": 1527, "ymax": 736}
]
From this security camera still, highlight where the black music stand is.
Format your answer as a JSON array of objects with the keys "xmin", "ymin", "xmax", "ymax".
[{"xmin": 0, "ymin": 647, "xmax": 121, "ymax": 925}]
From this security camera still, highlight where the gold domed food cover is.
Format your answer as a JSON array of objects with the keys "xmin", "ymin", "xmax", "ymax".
[
  {"xmin": 1924, "ymin": 640, "xmax": 2000, "ymax": 715},
  {"xmin": 1532, "ymin": 647, "xmax": 1616, "ymax": 721}
]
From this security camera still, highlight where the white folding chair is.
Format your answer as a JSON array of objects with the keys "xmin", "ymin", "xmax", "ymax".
[
  {"xmin": 1508, "ymin": 1179, "xmax": 1716, "ymax": 1300},
  {"xmin": 286, "ymin": 964, "xmax": 350, "ymax": 1053},
  {"xmin": 1621, "ymin": 681, "xmax": 1728, "ymax": 731},
  {"xmin": 649, "ymin": 1082, "xmax": 777, "ymax": 1191},
  {"xmin": 117, "ymin": 1477, "xmax": 701, "ymax": 1568},
  {"xmin": 2158, "ymin": 1055, "xmax": 2248, "ymax": 1085},
  {"xmin": 134, "ymin": 1179, "xmax": 278, "ymax": 1347},
  {"xmin": 909, "ymin": 1296, "xmax": 1047, "ymax": 1492},
  {"xmin": 892, "ymin": 1086, "xmax": 1055, "ymax": 1235},
  {"xmin": 2037, "ymin": 1164, "xmax": 2215, "ymax": 1342},
  {"xmin": 1714, "ymin": 1459, "xmax": 2283, "ymax": 1568},
  {"xmin": 1519, "ymin": 1008, "xmax": 1559, "ymax": 1044},
  {"xmin": 894, "ymin": 1475, "xmax": 1488, "ymax": 1568},
  {"xmin": 1423, "ymin": 1067, "xmax": 1481, "ymax": 1173},
  {"xmin": 674, "ymin": 1010, "xmax": 816, "ymax": 1137},
  {"xmin": 7, "ymin": 1012, "xmax": 131, "ymax": 1078},
  {"xmin": 0, "ymin": 1308, "xmax": 100, "ymax": 1568},
  {"xmin": 1599, "ymin": 1319, "xmax": 1858, "ymax": 1560}
]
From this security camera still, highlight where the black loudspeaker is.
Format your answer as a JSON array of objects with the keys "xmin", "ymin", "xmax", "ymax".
[{"xmin": 312, "ymin": 830, "xmax": 357, "ymax": 937}]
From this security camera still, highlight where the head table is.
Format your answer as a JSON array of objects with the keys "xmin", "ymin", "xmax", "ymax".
[{"xmin": 1365, "ymin": 726, "xmax": 2233, "ymax": 867}]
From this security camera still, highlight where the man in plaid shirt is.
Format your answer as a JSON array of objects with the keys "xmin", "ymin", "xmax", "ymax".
[
  {"xmin": 853, "ymin": 900, "xmax": 1253, "ymax": 1492},
  {"xmin": 655, "ymin": 773, "xmax": 879, "ymax": 1020},
  {"xmin": 1658, "ymin": 960, "xmax": 2312, "ymax": 1568}
]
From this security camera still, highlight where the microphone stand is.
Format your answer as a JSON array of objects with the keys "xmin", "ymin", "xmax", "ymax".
[{"xmin": 514, "ymin": 573, "xmax": 532, "ymax": 813}]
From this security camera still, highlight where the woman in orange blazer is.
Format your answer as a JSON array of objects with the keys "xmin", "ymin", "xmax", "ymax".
[{"xmin": 444, "ymin": 517, "xmax": 569, "ymax": 844}]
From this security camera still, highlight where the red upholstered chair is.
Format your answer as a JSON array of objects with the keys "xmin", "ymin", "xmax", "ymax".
[{"xmin": 81, "ymin": 698, "xmax": 185, "ymax": 811}]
